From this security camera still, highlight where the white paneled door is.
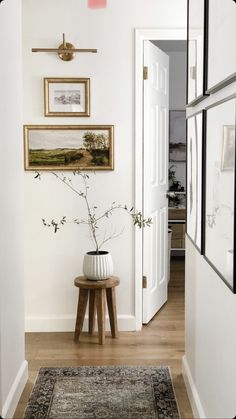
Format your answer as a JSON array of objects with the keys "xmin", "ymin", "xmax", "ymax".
[{"xmin": 142, "ymin": 41, "xmax": 169, "ymax": 324}]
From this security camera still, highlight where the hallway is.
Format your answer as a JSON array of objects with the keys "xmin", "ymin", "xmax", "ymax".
[{"xmin": 15, "ymin": 258, "xmax": 193, "ymax": 418}]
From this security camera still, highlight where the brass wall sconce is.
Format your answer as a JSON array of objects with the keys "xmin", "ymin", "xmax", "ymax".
[{"xmin": 32, "ymin": 33, "xmax": 97, "ymax": 62}]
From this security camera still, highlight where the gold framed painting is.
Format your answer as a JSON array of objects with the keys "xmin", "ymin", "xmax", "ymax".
[
  {"xmin": 44, "ymin": 78, "xmax": 90, "ymax": 117},
  {"xmin": 24, "ymin": 125, "xmax": 114, "ymax": 171}
]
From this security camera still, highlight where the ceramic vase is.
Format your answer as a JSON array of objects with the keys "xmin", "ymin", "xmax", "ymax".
[{"xmin": 83, "ymin": 251, "xmax": 113, "ymax": 280}]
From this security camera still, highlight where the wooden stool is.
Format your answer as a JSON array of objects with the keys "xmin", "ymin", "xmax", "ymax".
[{"xmin": 74, "ymin": 276, "xmax": 120, "ymax": 345}]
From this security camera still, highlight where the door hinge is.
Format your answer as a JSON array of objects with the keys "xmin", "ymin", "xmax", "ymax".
[
  {"xmin": 142, "ymin": 275, "xmax": 147, "ymax": 288},
  {"xmin": 143, "ymin": 66, "xmax": 148, "ymax": 80}
]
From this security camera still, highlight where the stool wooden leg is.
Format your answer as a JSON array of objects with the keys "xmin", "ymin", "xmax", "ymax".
[
  {"xmin": 96, "ymin": 289, "xmax": 106, "ymax": 345},
  {"xmin": 106, "ymin": 288, "xmax": 118, "ymax": 338},
  {"xmin": 74, "ymin": 289, "xmax": 89, "ymax": 342},
  {"xmin": 88, "ymin": 290, "xmax": 96, "ymax": 335}
]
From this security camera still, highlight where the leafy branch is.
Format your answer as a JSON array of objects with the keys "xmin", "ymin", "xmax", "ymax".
[{"xmin": 35, "ymin": 171, "xmax": 152, "ymax": 253}]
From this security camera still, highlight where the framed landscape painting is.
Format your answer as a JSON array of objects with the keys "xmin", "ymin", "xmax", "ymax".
[
  {"xmin": 204, "ymin": 97, "xmax": 236, "ymax": 292},
  {"xmin": 24, "ymin": 125, "xmax": 114, "ymax": 171},
  {"xmin": 44, "ymin": 78, "xmax": 90, "ymax": 117}
]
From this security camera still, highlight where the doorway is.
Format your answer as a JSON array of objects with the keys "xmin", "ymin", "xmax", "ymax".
[{"xmin": 134, "ymin": 29, "xmax": 187, "ymax": 330}]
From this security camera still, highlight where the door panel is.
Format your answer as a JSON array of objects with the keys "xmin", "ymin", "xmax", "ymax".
[
  {"xmin": 151, "ymin": 211, "xmax": 158, "ymax": 289},
  {"xmin": 160, "ymin": 106, "xmax": 167, "ymax": 185},
  {"xmin": 143, "ymin": 41, "xmax": 169, "ymax": 324},
  {"xmin": 159, "ymin": 206, "xmax": 167, "ymax": 284}
]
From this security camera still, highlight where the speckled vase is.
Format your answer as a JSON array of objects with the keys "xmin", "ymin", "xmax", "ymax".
[{"xmin": 83, "ymin": 251, "xmax": 113, "ymax": 280}]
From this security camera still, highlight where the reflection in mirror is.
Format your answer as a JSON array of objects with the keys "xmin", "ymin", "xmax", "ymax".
[
  {"xmin": 187, "ymin": 0, "xmax": 205, "ymax": 104},
  {"xmin": 205, "ymin": 98, "xmax": 235, "ymax": 290},
  {"xmin": 207, "ymin": 0, "xmax": 236, "ymax": 92},
  {"xmin": 187, "ymin": 112, "xmax": 203, "ymax": 250}
]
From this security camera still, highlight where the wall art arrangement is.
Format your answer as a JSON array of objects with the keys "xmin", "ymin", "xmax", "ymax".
[
  {"xmin": 24, "ymin": 75, "xmax": 114, "ymax": 171},
  {"xmin": 187, "ymin": 0, "xmax": 236, "ymax": 105},
  {"xmin": 44, "ymin": 78, "xmax": 90, "ymax": 117},
  {"xmin": 204, "ymin": 97, "xmax": 236, "ymax": 292},
  {"xmin": 24, "ymin": 125, "xmax": 114, "ymax": 171},
  {"xmin": 206, "ymin": 0, "xmax": 236, "ymax": 94},
  {"xmin": 186, "ymin": 111, "xmax": 204, "ymax": 252},
  {"xmin": 187, "ymin": 0, "xmax": 236, "ymax": 293},
  {"xmin": 187, "ymin": 0, "xmax": 207, "ymax": 106}
]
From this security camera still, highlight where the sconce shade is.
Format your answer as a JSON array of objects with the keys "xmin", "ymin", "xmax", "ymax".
[{"xmin": 88, "ymin": 0, "xmax": 107, "ymax": 8}]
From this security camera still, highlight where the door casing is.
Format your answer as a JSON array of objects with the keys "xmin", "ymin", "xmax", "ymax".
[{"xmin": 134, "ymin": 28, "xmax": 187, "ymax": 330}]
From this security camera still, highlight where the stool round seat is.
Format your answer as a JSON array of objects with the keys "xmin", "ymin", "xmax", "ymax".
[
  {"xmin": 74, "ymin": 276, "xmax": 120, "ymax": 289},
  {"xmin": 74, "ymin": 275, "xmax": 120, "ymax": 345}
]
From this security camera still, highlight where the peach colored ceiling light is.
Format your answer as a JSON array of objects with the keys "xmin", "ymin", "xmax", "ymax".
[{"xmin": 88, "ymin": 0, "xmax": 107, "ymax": 8}]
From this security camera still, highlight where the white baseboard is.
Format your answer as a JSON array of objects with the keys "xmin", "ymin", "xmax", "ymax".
[
  {"xmin": 1, "ymin": 360, "xmax": 28, "ymax": 419},
  {"xmin": 25, "ymin": 314, "xmax": 136, "ymax": 332},
  {"xmin": 182, "ymin": 355, "xmax": 206, "ymax": 419}
]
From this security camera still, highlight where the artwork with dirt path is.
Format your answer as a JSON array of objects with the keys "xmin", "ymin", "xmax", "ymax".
[{"xmin": 24, "ymin": 126, "xmax": 114, "ymax": 170}]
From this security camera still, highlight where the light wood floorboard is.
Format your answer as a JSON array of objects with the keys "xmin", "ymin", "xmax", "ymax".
[{"xmin": 14, "ymin": 257, "xmax": 193, "ymax": 418}]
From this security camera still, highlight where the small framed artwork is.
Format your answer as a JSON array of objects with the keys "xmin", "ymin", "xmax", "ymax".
[
  {"xmin": 169, "ymin": 110, "xmax": 186, "ymax": 163},
  {"xmin": 206, "ymin": 0, "xmax": 236, "ymax": 94},
  {"xmin": 204, "ymin": 97, "xmax": 236, "ymax": 293},
  {"xmin": 221, "ymin": 126, "xmax": 235, "ymax": 171},
  {"xmin": 44, "ymin": 78, "xmax": 90, "ymax": 117},
  {"xmin": 186, "ymin": 110, "xmax": 205, "ymax": 252},
  {"xmin": 187, "ymin": 0, "xmax": 208, "ymax": 106},
  {"xmin": 24, "ymin": 125, "xmax": 114, "ymax": 171}
]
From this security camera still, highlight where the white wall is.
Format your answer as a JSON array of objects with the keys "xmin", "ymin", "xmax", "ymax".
[
  {"xmin": 184, "ymin": 80, "xmax": 236, "ymax": 418},
  {"xmin": 23, "ymin": 0, "xmax": 187, "ymax": 332},
  {"xmin": 0, "ymin": 1, "xmax": 28, "ymax": 417}
]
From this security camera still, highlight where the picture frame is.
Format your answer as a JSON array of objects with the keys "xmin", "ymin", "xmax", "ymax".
[
  {"xmin": 204, "ymin": 97, "xmax": 236, "ymax": 293},
  {"xmin": 24, "ymin": 125, "xmax": 114, "ymax": 171},
  {"xmin": 169, "ymin": 110, "xmax": 186, "ymax": 163},
  {"xmin": 186, "ymin": 110, "xmax": 205, "ymax": 253},
  {"xmin": 187, "ymin": 0, "xmax": 208, "ymax": 106},
  {"xmin": 206, "ymin": 0, "xmax": 236, "ymax": 94},
  {"xmin": 221, "ymin": 126, "xmax": 235, "ymax": 172},
  {"xmin": 44, "ymin": 78, "xmax": 90, "ymax": 117}
]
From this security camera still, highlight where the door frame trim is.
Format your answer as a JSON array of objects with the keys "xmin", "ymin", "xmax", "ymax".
[{"xmin": 134, "ymin": 28, "xmax": 187, "ymax": 330}]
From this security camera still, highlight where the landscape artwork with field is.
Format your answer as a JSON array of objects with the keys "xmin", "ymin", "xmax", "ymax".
[{"xmin": 24, "ymin": 126, "xmax": 114, "ymax": 170}]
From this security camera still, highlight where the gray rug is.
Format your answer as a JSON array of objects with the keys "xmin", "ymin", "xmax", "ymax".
[{"xmin": 23, "ymin": 366, "xmax": 180, "ymax": 419}]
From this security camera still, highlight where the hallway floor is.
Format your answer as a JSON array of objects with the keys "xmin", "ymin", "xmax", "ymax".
[{"xmin": 15, "ymin": 257, "xmax": 193, "ymax": 418}]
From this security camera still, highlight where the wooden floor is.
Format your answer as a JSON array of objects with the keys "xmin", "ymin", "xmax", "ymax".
[{"xmin": 14, "ymin": 257, "xmax": 193, "ymax": 418}]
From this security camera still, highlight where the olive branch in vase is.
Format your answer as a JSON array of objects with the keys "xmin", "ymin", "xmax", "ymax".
[{"xmin": 35, "ymin": 171, "xmax": 152, "ymax": 253}]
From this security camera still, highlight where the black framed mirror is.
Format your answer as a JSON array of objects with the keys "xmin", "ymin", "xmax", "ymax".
[{"xmin": 187, "ymin": 0, "xmax": 208, "ymax": 106}]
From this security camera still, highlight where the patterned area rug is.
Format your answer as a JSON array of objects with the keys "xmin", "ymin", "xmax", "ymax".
[{"xmin": 23, "ymin": 366, "xmax": 180, "ymax": 419}]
